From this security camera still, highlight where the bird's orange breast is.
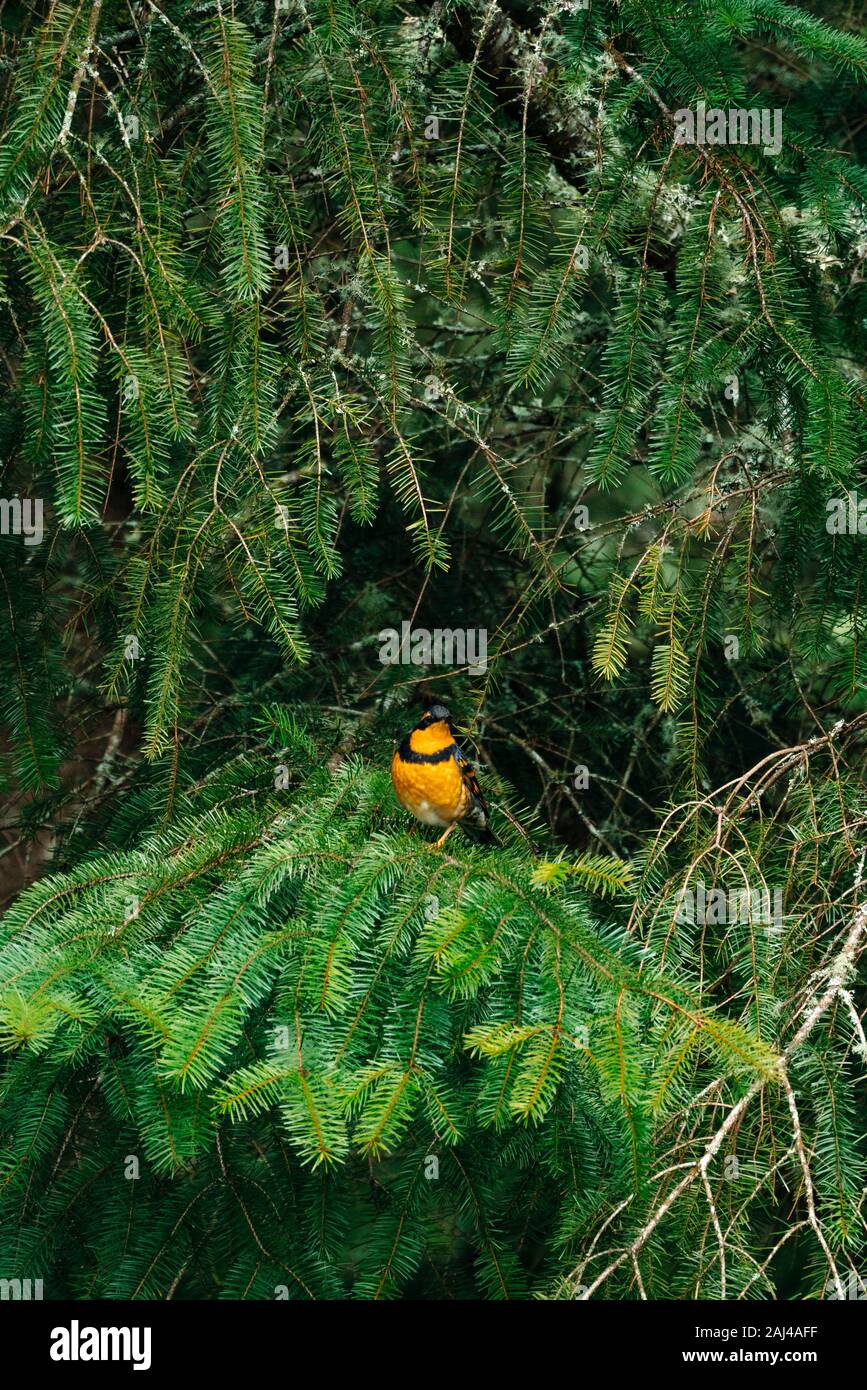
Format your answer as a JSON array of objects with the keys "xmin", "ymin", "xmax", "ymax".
[{"xmin": 390, "ymin": 745, "xmax": 468, "ymax": 827}]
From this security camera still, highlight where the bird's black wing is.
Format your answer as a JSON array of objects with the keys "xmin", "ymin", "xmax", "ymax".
[{"xmin": 451, "ymin": 743, "xmax": 496, "ymax": 843}]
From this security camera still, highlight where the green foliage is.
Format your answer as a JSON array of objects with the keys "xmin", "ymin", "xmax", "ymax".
[{"xmin": 0, "ymin": 752, "xmax": 810, "ymax": 1298}]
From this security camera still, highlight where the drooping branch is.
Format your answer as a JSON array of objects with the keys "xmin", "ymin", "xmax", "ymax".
[
  {"xmin": 443, "ymin": 1, "xmax": 595, "ymax": 186},
  {"xmin": 574, "ymin": 900, "xmax": 867, "ymax": 1300}
]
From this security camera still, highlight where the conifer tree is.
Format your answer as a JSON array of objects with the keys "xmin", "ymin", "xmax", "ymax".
[{"xmin": 0, "ymin": 0, "xmax": 865, "ymax": 1300}]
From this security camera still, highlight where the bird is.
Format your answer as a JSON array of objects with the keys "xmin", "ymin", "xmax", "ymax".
[{"xmin": 390, "ymin": 704, "xmax": 496, "ymax": 848}]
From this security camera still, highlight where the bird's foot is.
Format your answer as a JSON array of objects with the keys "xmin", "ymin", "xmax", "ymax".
[{"xmin": 430, "ymin": 823, "xmax": 457, "ymax": 850}]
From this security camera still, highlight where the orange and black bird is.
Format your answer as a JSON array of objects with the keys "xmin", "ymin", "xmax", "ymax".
[{"xmin": 390, "ymin": 704, "xmax": 496, "ymax": 848}]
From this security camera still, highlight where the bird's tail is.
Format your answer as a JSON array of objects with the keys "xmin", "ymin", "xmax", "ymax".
[{"xmin": 459, "ymin": 818, "xmax": 500, "ymax": 846}]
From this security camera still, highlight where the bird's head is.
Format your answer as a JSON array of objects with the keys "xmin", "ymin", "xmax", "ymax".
[
  {"xmin": 418, "ymin": 703, "xmax": 452, "ymax": 732},
  {"xmin": 424, "ymin": 702, "xmax": 451, "ymax": 721}
]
